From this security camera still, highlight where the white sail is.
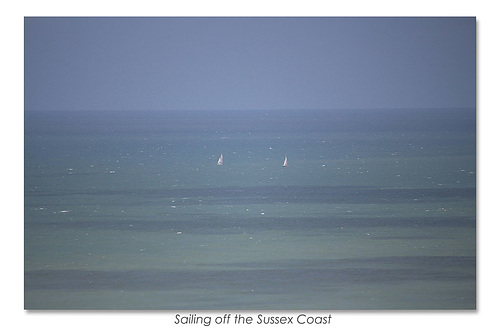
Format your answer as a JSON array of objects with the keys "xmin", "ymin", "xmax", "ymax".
[
  {"xmin": 282, "ymin": 156, "xmax": 288, "ymax": 167},
  {"xmin": 217, "ymin": 153, "xmax": 223, "ymax": 165}
]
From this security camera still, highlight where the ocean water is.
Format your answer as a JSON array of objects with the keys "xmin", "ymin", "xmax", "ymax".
[{"xmin": 24, "ymin": 109, "xmax": 476, "ymax": 310}]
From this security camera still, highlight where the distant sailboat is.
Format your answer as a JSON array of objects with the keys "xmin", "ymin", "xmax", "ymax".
[
  {"xmin": 217, "ymin": 153, "xmax": 223, "ymax": 165},
  {"xmin": 282, "ymin": 155, "xmax": 288, "ymax": 167}
]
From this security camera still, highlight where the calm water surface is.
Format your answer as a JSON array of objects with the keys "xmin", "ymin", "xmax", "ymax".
[{"xmin": 24, "ymin": 109, "xmax": 476, "ymax": 309}]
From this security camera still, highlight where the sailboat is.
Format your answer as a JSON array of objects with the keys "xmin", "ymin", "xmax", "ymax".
[
  {"xmin": 282, "ymin": 155, "xmax": 288, "ymax": 167},
  {"xmin": 217, "ymin": 153, "xmax": 223, "ymax": 165}
]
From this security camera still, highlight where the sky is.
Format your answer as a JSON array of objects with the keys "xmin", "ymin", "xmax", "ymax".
[{"xmin": 24, "ymin": 17, "xmax": 476, "ymax": 111}]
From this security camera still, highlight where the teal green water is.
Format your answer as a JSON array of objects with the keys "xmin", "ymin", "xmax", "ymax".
[{"xmin": 24, "ymin": 109, "xmax": 476, "ymax": 309}]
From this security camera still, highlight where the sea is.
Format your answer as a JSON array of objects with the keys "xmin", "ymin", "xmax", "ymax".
[{"xmin": 24, "ymin": 108, "xmax": 476, "ymax": 310}]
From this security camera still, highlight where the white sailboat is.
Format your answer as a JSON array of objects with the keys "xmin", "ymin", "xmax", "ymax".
[
  {"xmin": 217, "ymin": 153, "xmax": 223, "ymax": 165},
  {"xmin": 282, "ymin": 155, "xmax": 288, "ymax": 167}
]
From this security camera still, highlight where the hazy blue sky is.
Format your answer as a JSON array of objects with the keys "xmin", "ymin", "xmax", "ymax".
[{"xmin": 24, "ymin": 17, "xmax": 475, "ymax": 111}]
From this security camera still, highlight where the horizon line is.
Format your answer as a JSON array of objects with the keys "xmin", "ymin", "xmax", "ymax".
[{"xmin": 24, "ymin": 107, "xmax": 476, "ymax": 113}]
